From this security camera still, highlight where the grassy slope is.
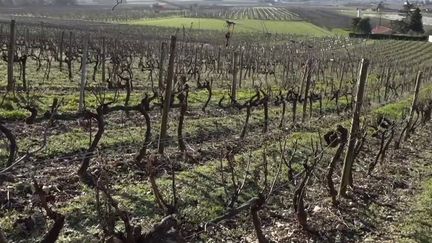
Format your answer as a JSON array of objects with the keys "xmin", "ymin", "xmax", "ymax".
[
  {"xmin": 2, "ymin": 84, "xmax": 427, "ymax": 242},
  {"xmin": 401, "ymin": 178, "xmax": 432, "ymax": 242},
  {"xmin": 127, "ymin": 17, "xmax": 333, "ymax": 36}
]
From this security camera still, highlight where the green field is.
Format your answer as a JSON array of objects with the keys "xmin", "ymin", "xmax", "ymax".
[{"xmin": 127, "ymin": 17, "xmax": 334, "ymax": 36}]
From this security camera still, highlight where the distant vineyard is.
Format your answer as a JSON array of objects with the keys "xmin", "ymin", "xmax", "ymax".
[{"xmin": 187, "ymin": 7, "xmax": 303, "ymax": 21}]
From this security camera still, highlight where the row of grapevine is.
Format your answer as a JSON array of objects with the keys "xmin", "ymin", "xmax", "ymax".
[{"xmin": 186, "ymin": 7, "xmax": 302, "ymax": 21}]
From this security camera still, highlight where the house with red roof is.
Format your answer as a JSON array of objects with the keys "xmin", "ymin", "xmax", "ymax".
[{"xmin": 371, "ymin": 26, "xmax": 394, "ymax": 35}]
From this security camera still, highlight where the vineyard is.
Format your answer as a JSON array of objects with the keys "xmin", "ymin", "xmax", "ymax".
[
  {"xmin": 130, "ymin": 7, "xmax": 347, "ymax": 36},
  {"xmin": 127, "ymin": 17, "xmax": 332, "ymax": 36},
  {"xmin": 0, "ymin": 5, "xmax": 178, "ymax": 22},
  {"xmin": 0, "ymin": 5, "xmax": 350, "ymax": 36},
  {"xmin": 186, "ymin": 7, "xmax": 302, "ymax": 21},
  {"xmin": 0, "ymin": 6, "xmax": 303, "ymax": 22},
  {"xmin": 0, "ymin": 7, "xmax": 431, "ymax": 243}
]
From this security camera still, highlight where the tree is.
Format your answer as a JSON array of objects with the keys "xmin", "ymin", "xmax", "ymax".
[
  {"xmin": 352, "ymin": 17, "xmax": 371, "ymax": 34},
  {"xmin": 359, "ymin": 18, "xmax": 372, "ymax": 34},
  {"xmin": 409, "ymin": 8, "xmax": 424, "ymax": 33},
  {"xmin": 352, "ymin": 17, "xmax": 361, "ymax": 30},
  {"xmin": 391, "ymin": 19, "xmax": 409, "ymax": 34}
]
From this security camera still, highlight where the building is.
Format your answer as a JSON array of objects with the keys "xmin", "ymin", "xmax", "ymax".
[{"xmin": 371, "ymin": 26, "xmax": 394, "ymax": 35}]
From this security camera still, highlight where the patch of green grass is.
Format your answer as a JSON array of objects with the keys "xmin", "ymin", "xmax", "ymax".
[
  {"xmin": 58, "ymin": 188, "xmax": 102, "ymax": 242},
  {"xmin": 114, "ymin": 182, "xmax": 161, "ymax": 220},
  {"xmin": 0, "ymin": 212, "xmax": 20, "ymax": 239},
  {"xmin": 400, "ymin": 179, "xmax": 432, "ymax": 243},
  {"xmin": 372, "ymin": 85, "xmax": 432, "ymax": 121},
  {"xmin": 419, "ymin": 86, "xmax": 432, "ymax": 103},
  {"xmin": 373, "ymin": 100, "xmax": 410, "ymax": 121},
  {"xmin": 291, "ymin": 131, "xmax": 320, "ymax": 145},
  {"xmin": 0, "ymin": 110, "xmax": 28, "ymax": 120},
  {"xmin": 126, "ymin": 17, "xmax": 333, "ymax": 36}
]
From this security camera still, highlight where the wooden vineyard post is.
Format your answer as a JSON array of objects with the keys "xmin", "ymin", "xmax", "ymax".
[
  {"xmin": 59, "ymin": 31, "xmax": 65, "ymax": 71},
  {"xmin": 68, "ymin": 31, "xmax": 73, "ymax": 81},
  {"xmin": 217, "ymin": 47, "xmax": 221, "ymax": 73},
  {"xmin": 158, "ymin": 42, "xmax": 167, "ymax": 91},
  {"xmin": 302, "ymin": 60, "xmax": 312, "ymax": 123},
  {"xmin": 231, "ymin": 51, "xmax": 239, "ymax": 102},
  {"xmin": 299, "ymin": 60, "xmax": 308, "ymax": 102},
  {"xmin": 339, "ymin": 58, "xmax": 369, "ymax": 197},
  {"xmin": 7, "ymin": 19, "xmax": 16, "ymax": 92},
  {"xmin": 384, "ymin": 66, "xmax": 391, "ymax": 101},
  {"xmin": 193, "ymin": 45, "xmax": 198, "ymax": 80},
  {"xmin": 239, "ymin": 49, "xmax": 244, "ymax": 88},
  {"xmin": 101, "ymin": 37, "xmax": 106, "ymax": 83},
  {"xmin": 404, "ymin": 71, "xmax": 422, "ymax": 140},
  {"xmin": 158, "ymin": 36, "xmax": 177, "ymax": 154},
  {"xmin": 79, "ymin": 35, "xmax": 89, "ymax": 113}
]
